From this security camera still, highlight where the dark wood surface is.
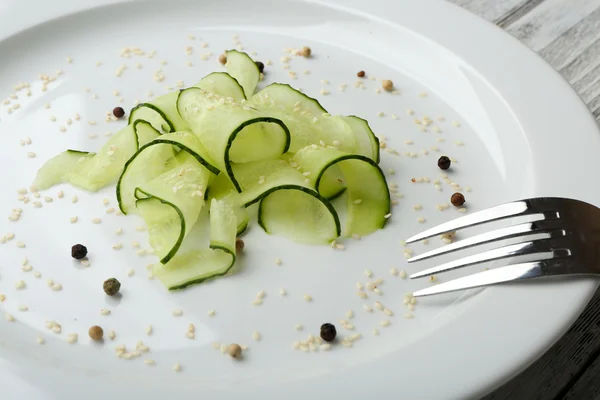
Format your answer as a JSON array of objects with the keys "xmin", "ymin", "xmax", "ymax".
[{"xmin": 446, "ymin": 1, "xmax": 600, "ymax": 398}]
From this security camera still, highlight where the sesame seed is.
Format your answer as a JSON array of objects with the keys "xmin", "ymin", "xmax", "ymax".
[
  {"xmin": 80, "ymin": 259, "xmax": 90, "ymax": 267},
  {"xmin": 274, "ymin": 258, "xmax": 282, "ymax": 265},
  {"xmin": 15, "ymin": 280, "xmax": 26, "ymax": 289},
  {"xmin": 100, "ymin": 309, "xmax": 111, "ymax": 315},
  {"xmin": 357, "ymin": 291, "xmax": 368, "ymax": 299},
  {"xmin": 66, "ymin": 333, "xmax": 78, "ymax": 344},
  {"xmin": 363, "ymin": 304, "xmax": 373, "ymax": 312},
  {"xmin": 295, "ymin": 324, "xmax": 303, "ymax": 331},
  {"xmin": 0, "ymin": 294, "xmax": 4, "ymax": 302},
  {"xmin": 18, "ymin": 305, "xmax": 28, "ymax": 312},
  {"xmin": 144, "ymin": 359, "xmax": 156, "ymax": 366},
  {"xmin": 115, "ymin": 227, "xmax": 123, "ymax": 235},
  {"xmin": 279, "ymin": 288, "xmax": 287, "ymax": 296},
  {"xmin": 404, "ymin": 313, "xmax": 414, "ymax": 319},
  {"xmin": 4, "ymin": 313, "xmax": 14, "ymax": 322},
  {"xmin": 380, "ymin": 319, "xmax": 391, "ymax": 327},
  {"xmin": 364, "ymin": 269, "xmax": 373, "ymax": 278},
  {"xmin": 173, "ymin": 363, "xmax": 182, "ymax": 372},
  {"xmin": 112, "ymin": 243, "xmax": 123, "ymax": 250},
  {"xmin": 127, "ymin": 269, "xmax": 135, "ymax": 277},
  {"xmin": 253, "ymin": 331, "xmax": 261, "ymax": 341},
  {"xmin": 208, "ymin": 310, "xmax": 216, "ymax": 317},
  {"xmin": 71, "ymin": 196, "xmax": 78, "ymax": 203},
  {"xmin": 399, "ymin": 270, "xmax": 407, "ymax": 279},
  {"xmin": 51, "ymin": 283, "xmax": 63, "ymax": 291},
  {"xmin": 303, "ymin": 294, "xmax": 313, "ymax": 302},
  {"xmin": 172, "ymin": 309, "xmax": 183, "ymax": 317},
  {"xmin": 91, "ymin": 218, "xmax": 101, "ymax": 224},
  {"xmin": 37, "ymin": 336, "xmax": 45, "ymax": 345}
]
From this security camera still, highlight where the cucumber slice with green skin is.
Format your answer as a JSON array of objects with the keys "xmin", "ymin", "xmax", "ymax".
[
  {"xmin": 177, "ymin": 88, "xmax": 290, "ymax": 192},
  {"xmin": 33, "ymin": 123, "xmax": 142, "ymax": 191},
  {"xmin": 225, "ymin": 50, "xmax": 259, "ymax": 98},
  {"xmin": 293, "ymin": 146, "xmax": 390, "ymax": 236},
  {"xmin": 251, "ymin": 83, "xmax": 327, "ymax": 118},
  {"xmin": 133, "ymin": 119, "xmax": 162, "ymax": 148},
  {"xmin": 128, "ymin": 103, "xmax": 173, "ymax": 132},
  {"xmin": 194, "ymin": 72, "xmax": 246, "ymax": 101},
  {"xmin": 148, "ymin": 91, "xmax": 188, "ymax": 132},
  {"xmin": 154, "ymin": 198, "xmax": 237, "ymax": 290},
  {"xmin": 341, "ymin": 115, "xmax": 380, "ymax": 163},
  {"xmin": 258, "ymin": 186, "xmax": 341, "ymax": 244},
  {"xmin": 117, "ymin": 131, "xmax": 218, "ymax": 214},
  {"xmin": 135, "ymin": 152, "xmax": 213, "ymax": 264},
  {"xmin": 32, "ymin": 150, "xmax": 95, "ymax": 190},
  {"xmin": 209, "ymin": 158, "xmax": 340, "ymax": 242},
  {"xmin": 206, "ymin": 189, "xmax": 250, "ymax": 236}
]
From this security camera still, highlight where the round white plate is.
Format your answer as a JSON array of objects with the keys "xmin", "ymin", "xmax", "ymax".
[{"xmin": 1, "ymin": 0, "xmax": 599, "ymax": 399}]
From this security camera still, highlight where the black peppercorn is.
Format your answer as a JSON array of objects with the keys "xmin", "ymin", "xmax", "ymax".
[
  {"xmin": 71, "ymin": 244, "xmax": 88, "ymax": 260},
  {"xmin": 255, "ymin": 61, "xmax": 265, "ymax": 73},
  {"xmin": 103, "ymin": 278, "xmax": 121, "ymax": 296},
  {"xmin": 451, "ymin": 192, "xmax": 465, "ymax": 207},
  {"xmin": 437, "ymin": 156, "xmax": 451, "ymax": 170},
  {"xmin": 112, "ymin": 107, "xmax": 125, "ymax": 119},
  {"xmin": 320, "ymin": 323, "xmax": 337, "ymax": 342}
]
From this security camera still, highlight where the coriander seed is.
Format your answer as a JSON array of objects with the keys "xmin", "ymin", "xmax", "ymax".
[
  {"xmin": 89, "ymin": 325, "xmax": 103, "ymax": 341},
  {"xmin": 299, "ymin": 46, "xmax": 311, "ymax": 57},
  {"xmin": 235, "ymin": 238, "xmax": 244, "ymax": 253},
  {"xmin": 382, "ymin": 80, "xmax": 393, "ymax": 91},
  {"xmin": 103, "ymin": 278, "xmax": 121, "ymax": 296},
  {"xmin": 71, "ymin": 244, "xmax": 87, "ymax": 260},
  {"xmin": 228, "ymin": 343, "xmax": 242, "ymax": 359}
]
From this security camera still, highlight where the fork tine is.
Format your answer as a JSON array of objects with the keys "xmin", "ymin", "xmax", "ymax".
[
  {"xmin": 407, "ymin": 222, "xmax": 545, "ymax": 263},
  {"xmin": 412, "ymin": 261, "xmax": 544, "ymax": 297},
  {"xmin": 405, "ymin": 200, "xmax": 530, "ymax": 244},
  {"xmin": 409, "ymin": 241, "xmax": 540, "ymax": 279}
]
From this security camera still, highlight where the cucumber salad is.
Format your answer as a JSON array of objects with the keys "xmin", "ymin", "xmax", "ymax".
[{"xmin": 33, "ymin": 50, "xmax": 391, "ymax": 290}]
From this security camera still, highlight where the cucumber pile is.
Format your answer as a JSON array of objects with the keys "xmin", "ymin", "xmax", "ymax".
[{"xmin": 33, "ymin": 50, "xmax": 391, "ymax": 290}]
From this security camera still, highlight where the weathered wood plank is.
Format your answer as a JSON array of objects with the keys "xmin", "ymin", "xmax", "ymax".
[
  {"xmin": 562, "ymin": 352, "xmax": 600, "ymax": 399},
  {"xmin": 483, "ymin": 291, "xmax": 600, "ymax": 399},
  {"xmin": 538, "ymin": 6, "xmax": 600, "ymax": 70},
  {"xmin": 507, "ymin": 0, "xmax": 600, "ymax": 52},
  {"xmin": 496, "ymin": 0, "xmax": 545, "ymax": 28},
  {"xmin": 448, "ymin": 0, "xmax": 529, "ymax": 22}
]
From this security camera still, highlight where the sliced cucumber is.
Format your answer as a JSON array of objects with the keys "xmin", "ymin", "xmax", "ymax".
[
  {"xmin": 258, "ymin": 186, "xmax": 341, "ymax": 244},
  {"xmin": 154, "ymin": 198, "xmax": 237, "ymax": 290},
  {"xmin": 135, "ymin": 152, "xmax": 213, "ymax": 264},
  {"xmin": 194, "ymin": 72, "xmax": 246, "ymax": 101},
  {"xmin": 251, "ymin": 83, "xmax": 327, "ymax": 117},
  {"xmin": 34, "ymin": 124, "xmax": 141, "ymax": 191},
  {"xmin": 341, "ymin": 115, "xmax": 380, "ymax": 163},
  {"xmin": 128, "ymin": 103, "xmax": 173, "ymax": 132},
  {"xmin": 225, "ymin": 50, "xmax": 259, "ymax": 98},
  {"xmin": 32, "ymin": 150, "xmax": 95, "ymax": 190},
  {"xmin": 293, "ymin": 146, "xmax": 390, "ymax": 236},
  {"xmin": 148, "ymin": 91, "xmax": 188, "ymax": 132},
  {"xmin": 177, "ymin": 88, "xmax": 290, "ymax": 192},
  {"xmin": 117, "ymin": 131, "xmax": 218, "ymax": 214},
  {"xmin": 133, "ymin": 119, "xmax": 162, "ymax": 148}
]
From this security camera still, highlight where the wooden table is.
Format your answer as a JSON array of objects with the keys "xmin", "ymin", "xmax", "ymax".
[{"xmin": 446, "ymin": 1, "xmax": 600, "ymax": 398}]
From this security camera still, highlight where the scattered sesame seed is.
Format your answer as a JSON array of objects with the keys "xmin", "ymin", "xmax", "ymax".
[
  {"xmin": 91, "ymin": 218, "xmax": 101, "ymax": 224},
  {"xmin": 364, "ymin": 269, "xmax": 373, "ymax": 278},
  {"xmin": 51, "ymin": 283, "xmax": 63, "ymax": 291},
  {"xmin": 144, "ymin": 359, "xmax": 156, "ymax": 366},
  {"xmin": 37, "ymin": 336, "xmax": 45, "ymax": 345},
  {"xmin": 357, "ymin": 291, "xmax": 368, "ymax": 299},
  {"xmin": 15, "ymin": 280, "xmax": 26, "ymax": 289},
  {"xmin": 363, "ymin": 304, "xmax": 373, "ymax": 312},
  {"xmin": 100, "ymin": 309, "xmax": 111, "ymax": 315},
  {"xmin": 18, "ymin": 305, "xmax": 28, "ymax": 312},
  {"xmin": 252, "ymin": 331, "xmax": 261, "ymax": 341},
  {"xmin": 303, "ymin": 294, "xmax": 313, "ymax": 302},
  {"xmin": 172, "ymin": 309, "xmax": 183, "ymax": 317},
  {"xmin": 173, "ymin": 363, "xmax": 182, "ymax": 372},
  {"xmin": 208, "ymin": 310, "xmax": 216, "ymax": 317},
  {"xmin": 380, "ymin": 319, "xmax": 391, "ymax": 327},
  {"xmin": 4, "ymin": 312, "xmax": 14, "ymax": 322},
  {"xmin": 274, "ymin": 258, "xmax": 282, "ymax": 265},
  {"xmin": 399, "ymin": 270, "xmax": 407, "ymax": 279},
  {"xmin": 0, "ymin": 294, "xmax": 5, "ymax": 302},
  {"xmin": 279, "ymin": 288, "xmax": 287, "ymax": 296},
  {"xmin": 66, "ymin": 333, "xmax": 78, "ymax": 344},
  {"xmin": 295, "ymin": 324, "xmax": 303, "ymax": 331}
]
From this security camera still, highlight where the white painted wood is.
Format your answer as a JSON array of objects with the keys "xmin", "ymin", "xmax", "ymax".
[{"xmin": 507, "ymin": 0, "xmax": 600, "ymax": 52}]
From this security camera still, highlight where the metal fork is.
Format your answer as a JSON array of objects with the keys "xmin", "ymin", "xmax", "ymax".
[{"xmin": 405, "ymin": 197, "xmax": 600, "ymax": 297}]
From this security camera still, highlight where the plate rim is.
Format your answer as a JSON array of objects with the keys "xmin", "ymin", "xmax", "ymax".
[{"xmin": 0, "ymin": 0, "xmax": 599, "ymax": 398}]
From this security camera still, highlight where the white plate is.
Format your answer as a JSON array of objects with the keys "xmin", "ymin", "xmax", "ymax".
[{"xmin": 1, "ymin": 0, "xmax": 599, "ymax": 399}]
